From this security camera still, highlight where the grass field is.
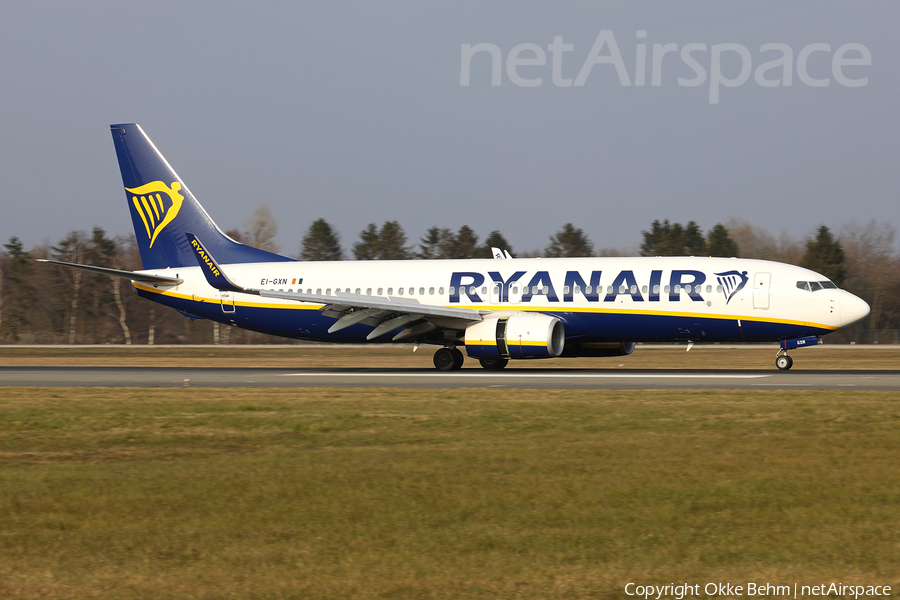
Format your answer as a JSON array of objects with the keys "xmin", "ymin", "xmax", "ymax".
[
  {"xmin": 1, "ymin": 387, "xmax": 898, "ymax": 599},
  {"xmin": 0, "ymin": 344, "xmax": 898, "ymax": 369}
]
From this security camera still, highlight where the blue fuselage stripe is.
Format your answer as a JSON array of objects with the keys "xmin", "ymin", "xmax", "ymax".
[{"xmin": 137, "ymin": 289, "xmax": 830, "ymax": 343}]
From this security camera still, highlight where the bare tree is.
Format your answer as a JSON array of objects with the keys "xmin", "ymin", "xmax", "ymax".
[
  {"xmin": 725, "ymin": 218, "xmax": 802, "ymax": 264},
  {"xmin": 840, "ymin": 221, "xmax": 900, "ymax": 331},
  {"xmin": 243, "ymin": 205, "xmax": 280, "ymax": 253},
  {"xmin": 0, "ymin": 251, "xmax": 4, "ymax": 337},
  {"xmin": 53, "ymin": 231, "xmax": 88, "ymax": 344}
]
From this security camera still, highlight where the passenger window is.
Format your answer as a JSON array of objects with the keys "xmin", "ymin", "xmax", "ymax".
[
  {"xmin": 619, "ymin": 285, "xmax": 626, "ymax": 294},
  {"xmin": 325, "ymin": 288, "xmax": 331, "ymax": 295},
  {"xmin": 684, "ymin": 285, "xmax": 691, "ymax": 293},
  {"xmin": 439, "ymin": 287, "xmax": 444, "ymax": 295},
  {"xmin": 563, "ymin": 286, "xmax": 570, "ymax": 295},
  {"xmin": 630, "ymin": 285, "xmax": 637, "ymax": 294},
  {"xmin": 419, "ymin": 287, "xmax": 425, "ymax": 295},
  {"xmin": 706, "ymin": 285, "xmax": 712, "ymax": 293},
  {"xmin": 607, "ymin": 286, "xmax": 613, "ymax": 294},
  {"xmin": 470, "ymin": 286, "xmax": 477, "ymax": 295},
  {"xmin": 653, "ymin": 285, "xmax": 660, "ymax": 294},
  {"xmin": 387, "ymin": 287, "xmax": 393, "ymax": 295},
  {"xmin": 642, "ymin": 285, "xmax": 648, "ymax": 294},
  {"xmin": 541, "ymin": 286, "xmax": 549, "ymax": 295},
  {"xmin": 573, "ymin": 285, "xmax": 580, "ymax": 294},
  {"xmin": 510, "ymin": 286, "xmax": 518, "ymax": 294},
  {"xmin": 429, "ymin": 287, "xmax": 435, "ymax": 295},
  {"xmin": 481, "ymin": 286, "xmax": 488, "ymax": 295},
  {"xmin": 675, "ymin": 285, "xmax": 681, "ymax": 293},
  {"xmin": 398, "ymin": 288, "xmax": 404, "ymax": 295},
  {"xmin": 377, "ymin": 288, "xmax": 383, "ymax": 295},
  {"xmin": 664, "ymin": 285, "xmax": 670, "ymax": 293},
  {"xmin": 716, "ymin": 285, "xmax": 723, "ymax": 293},
  {"xmin": 316, "ymin": 288, "xmax": 322, "ymax": 295},
  {"xmin": 585, "ymin": 286, "xmax": 592, "ymax": 294},
  {"xmin": 366, "ymin": 288, "xmax": 372, "ymax": 295},
  {"xmin": 449, "ymin": 286, "xmax": 455, "ymax": 295}
]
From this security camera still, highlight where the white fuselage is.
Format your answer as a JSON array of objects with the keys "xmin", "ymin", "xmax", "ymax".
[{"xmin": 133, "ymin": 256, "xmax": 868, "ymax": 344}]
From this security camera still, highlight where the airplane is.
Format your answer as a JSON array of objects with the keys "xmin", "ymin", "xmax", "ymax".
[{"xmin": 39, "ymin": 123, "xmax": 871, "ymax": 371}]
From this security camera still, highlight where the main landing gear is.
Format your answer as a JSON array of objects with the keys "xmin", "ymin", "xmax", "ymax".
[
  {"xmin": 433, "ymin": 347, "xmax": 464, "ymax": 371},
  {"xmin": 775, "ymin": 350, "xmax": 794, "ymax": 371},
  {"xmin": 432, "ymin": 348, "xmax": 510, "ymax": 371}
]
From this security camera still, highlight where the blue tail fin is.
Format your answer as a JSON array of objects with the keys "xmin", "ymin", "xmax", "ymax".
[{"xmin": 110, "ymin": 123, "xmax": 294, "ymax": 270}]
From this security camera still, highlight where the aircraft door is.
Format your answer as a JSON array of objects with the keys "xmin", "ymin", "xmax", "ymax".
[
  {"xmin": 753, "ymin": 272, "xmax": 771, "ymax": 309},
  {"xmin": 220, "ymin": 291, "xmax": 235, "ymax": 313},
  {"xmin": 508, "ymin": 282, "xmax": 522, "ymax": 304},
  {"xmin": 489, "ymin": 283, "xmax": 502, "ymax": 305}
]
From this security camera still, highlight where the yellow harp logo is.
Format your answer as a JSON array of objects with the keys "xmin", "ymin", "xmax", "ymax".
[{"xmin": 126, "ymin": 181, "xmax": 184, "ymax": 248}]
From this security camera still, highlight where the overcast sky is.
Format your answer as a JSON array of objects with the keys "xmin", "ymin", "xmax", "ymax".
[{"xmin": 2, "ymin": 1, "xmax": 897, "ymax": 258}]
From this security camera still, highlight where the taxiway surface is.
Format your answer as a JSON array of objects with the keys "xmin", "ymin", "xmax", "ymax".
[{"xmin": 3, "ymin": 366, "xmax": 899, "ymax": 390}]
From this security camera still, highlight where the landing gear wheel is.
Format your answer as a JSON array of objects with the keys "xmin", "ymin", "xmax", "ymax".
[
  {"xmin": 433, "ymin": 348, "xmax": 455, "ymax": 371},
  {"xmin": 775, "ymin": 355, "xmax": 793, "ymax": 371},
  {"xmin": 450, "ymin": 348, "xmax": 465, "ymax": 370},
  {"xmin": 434, "ymin": 348, "xmax": 464, "ymax": 371},
  {"xmin": 479, "ymin": 358, "xmax": 509, "ymax": 370}
]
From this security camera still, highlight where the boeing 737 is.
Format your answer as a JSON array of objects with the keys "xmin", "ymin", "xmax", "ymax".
[{"xmin": 40, "ymin": 123, "xmax": 871, "ymax": 370}]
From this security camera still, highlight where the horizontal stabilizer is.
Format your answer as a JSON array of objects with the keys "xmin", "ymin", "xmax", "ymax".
[{"xmin": 36, "ymin": 259, "xmax": 183, "ymax": 284}]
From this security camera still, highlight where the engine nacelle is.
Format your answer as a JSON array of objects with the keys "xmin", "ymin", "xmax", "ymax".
[{"xmin": 465, "ymin": 313, "xmax": 565, "ymax": 360}]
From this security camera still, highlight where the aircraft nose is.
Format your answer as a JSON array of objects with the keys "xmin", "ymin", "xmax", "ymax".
[{"xmin": 839, "ymin": 291, "xmax": 870, "ymax": 327}]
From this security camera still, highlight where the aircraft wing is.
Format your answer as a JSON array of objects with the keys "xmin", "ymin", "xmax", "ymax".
[
  {"xmin": 37, "ymin": 259, "xmax": 183, "ymax": 284},
  {"xmin": 186, "ymin": 233, "xmax": 483, "ymax": 341}
]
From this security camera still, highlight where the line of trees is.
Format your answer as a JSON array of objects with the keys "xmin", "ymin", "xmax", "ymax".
[{"xmin": 1, "ymin": 215, "xmax": 897, "ymax": 344}]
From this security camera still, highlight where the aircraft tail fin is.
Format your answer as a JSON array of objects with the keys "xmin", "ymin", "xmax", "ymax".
[{"xmin": 110, "ymin": 123, "xmax": 294, "ymax": 270}]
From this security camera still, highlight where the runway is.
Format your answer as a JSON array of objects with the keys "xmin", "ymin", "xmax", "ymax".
[{"xmin": 3, "ymin": 366, "xmax": 900, "ymax": 390}]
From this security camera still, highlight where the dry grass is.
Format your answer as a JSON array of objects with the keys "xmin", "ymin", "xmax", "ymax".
[
  {"xmin": 0, "ymin": 344, "xmax": 898, "ymax": 369},
  {"xmin": 0, "ymin": 387, "xmax": 898, "ymax": 599}
]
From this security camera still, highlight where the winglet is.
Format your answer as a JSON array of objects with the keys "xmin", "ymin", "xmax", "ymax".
[{"xmin": 185, "ymin": 233, "xmax": 252, "ymax": 294}]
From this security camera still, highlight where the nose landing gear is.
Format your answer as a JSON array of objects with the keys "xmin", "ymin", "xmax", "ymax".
[
  {"xmin": 433, "ymin": 347, "xmax": 464, "ymax": 371},
  {"xmin": 775, "ymin": 351, "xmax": 793, "ymax": 371}
]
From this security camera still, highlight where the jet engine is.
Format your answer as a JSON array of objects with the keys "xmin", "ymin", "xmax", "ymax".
[{"xmin": 464, "ymin": 313, "xmax": 565, "ymax": 360}]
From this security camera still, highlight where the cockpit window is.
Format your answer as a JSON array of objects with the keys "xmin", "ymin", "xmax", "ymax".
[{"xmin": 797, "ymin": 280, "xmax": 837, "ymax": 292}]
